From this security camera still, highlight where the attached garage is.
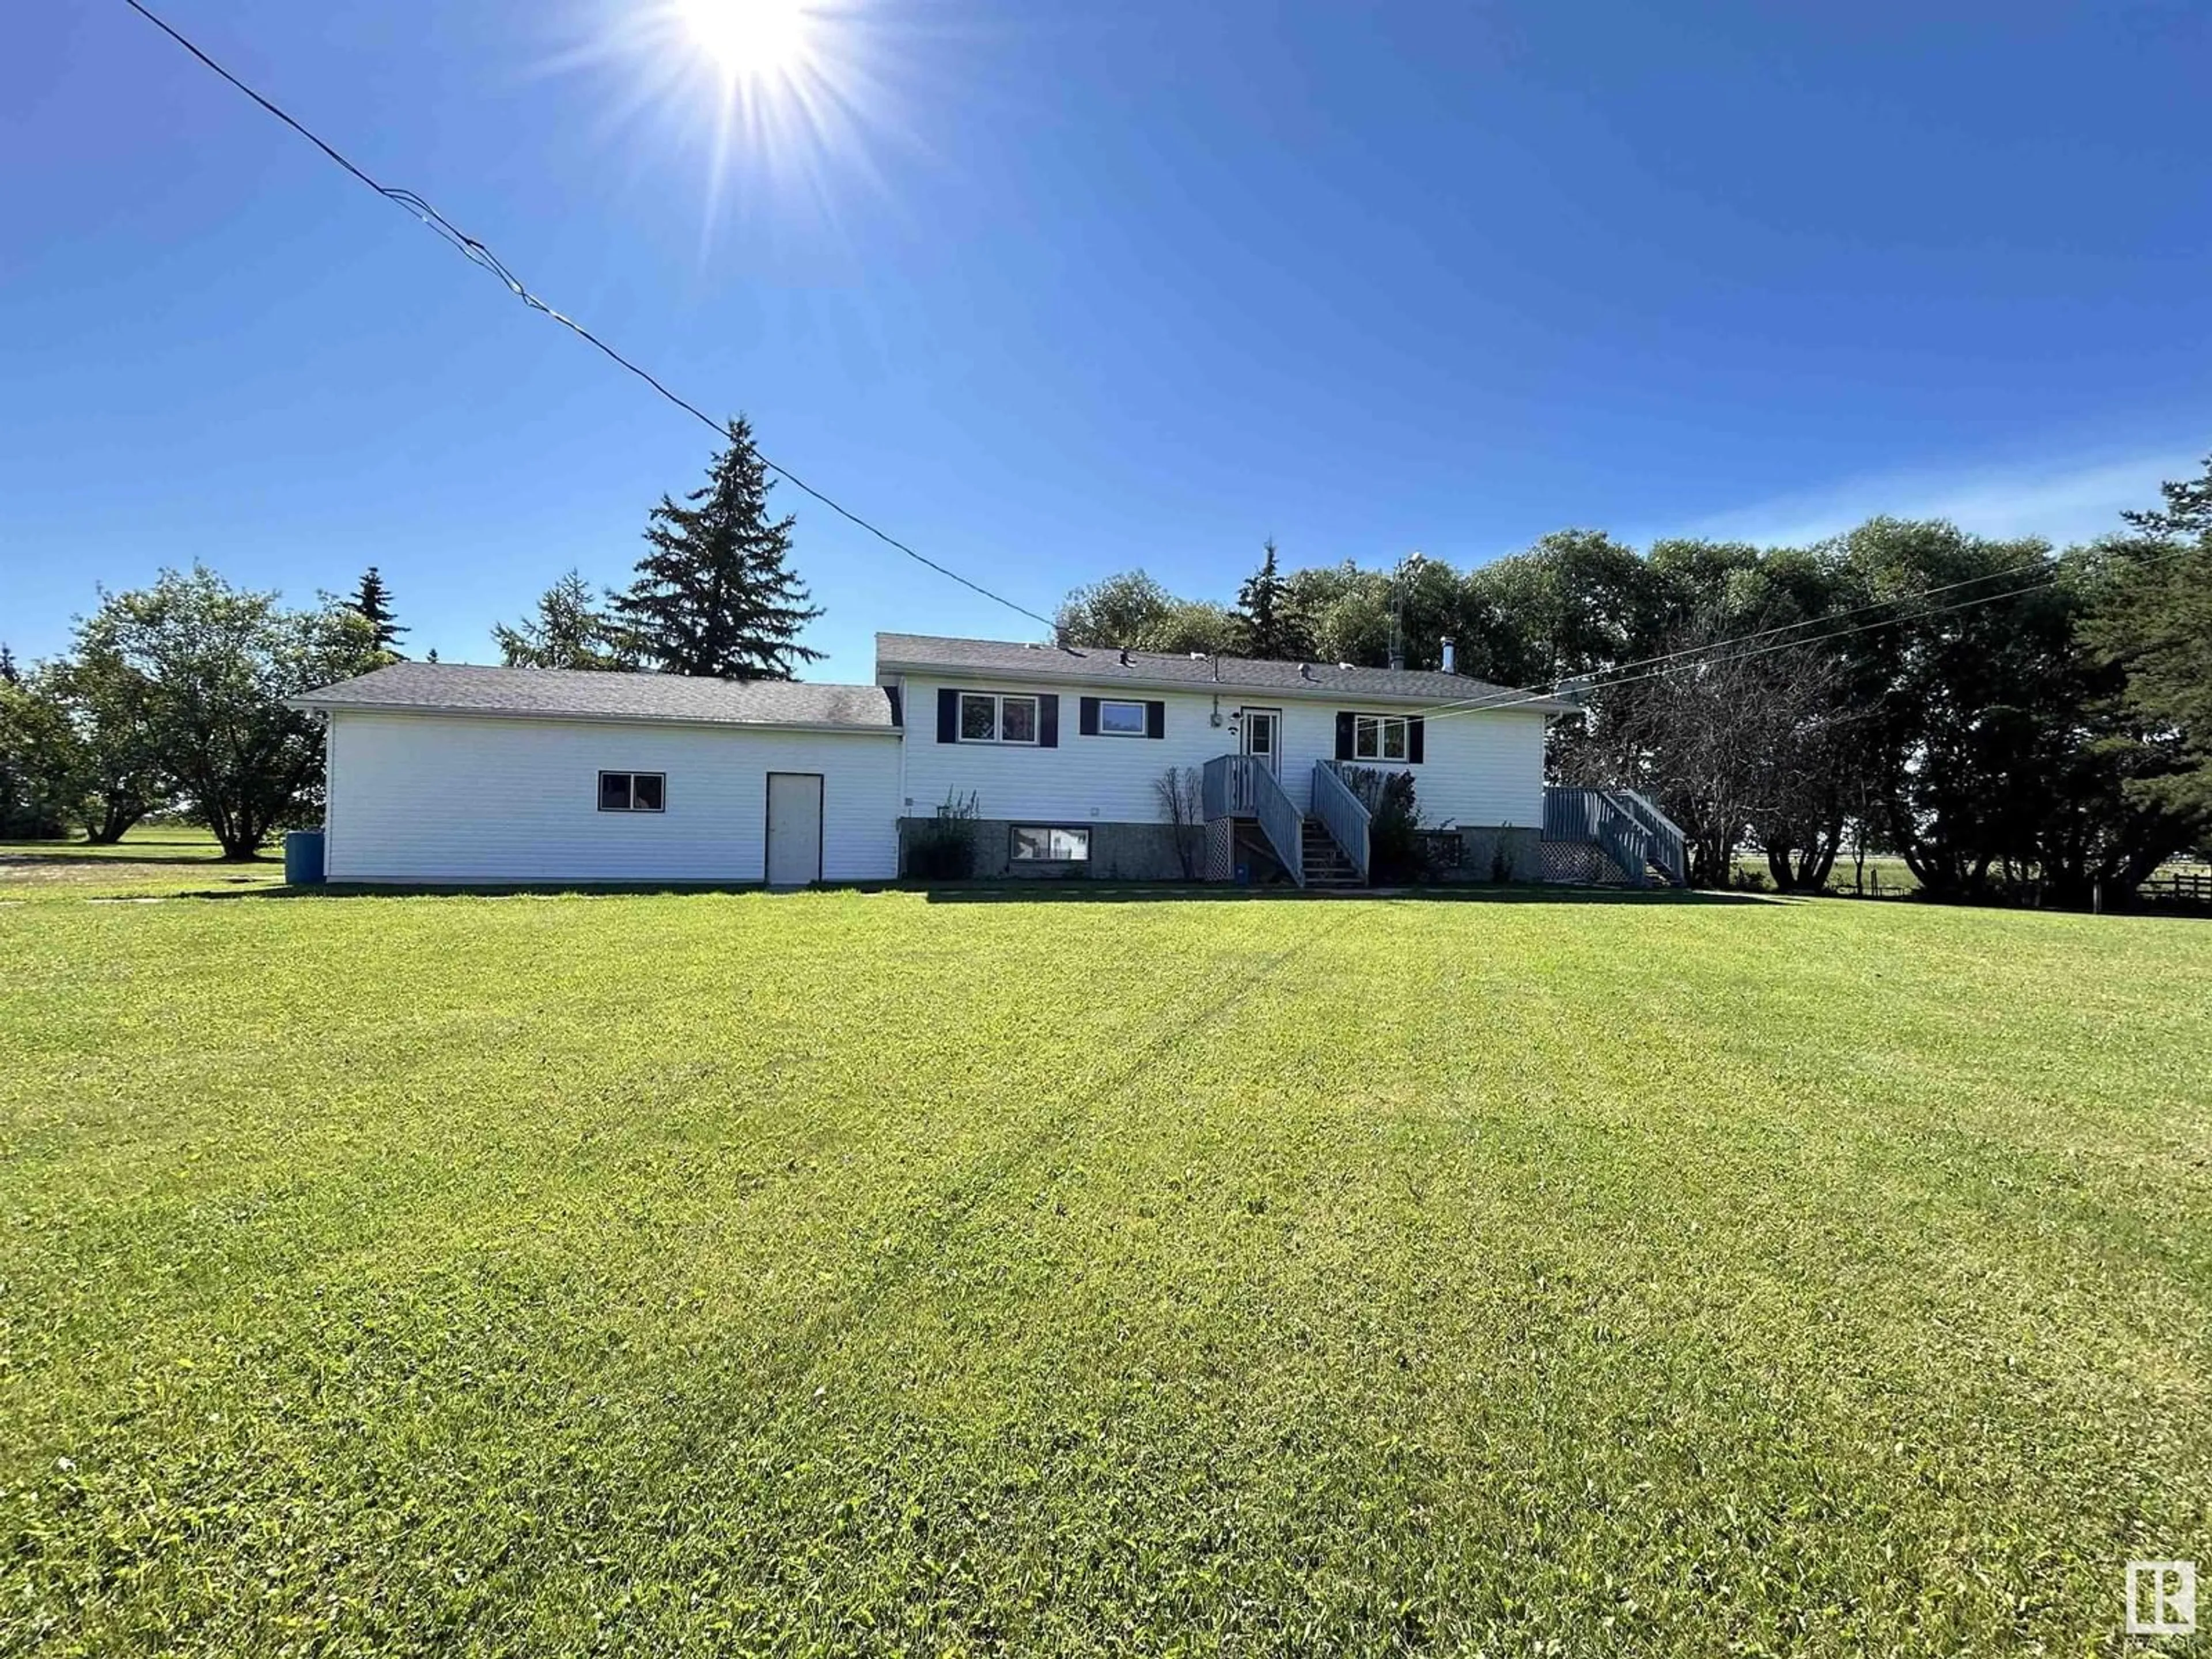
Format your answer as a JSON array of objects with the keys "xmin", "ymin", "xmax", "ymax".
[{"xmin": 293, "ymin": 664, "xmax": 902, "ymax": 885}]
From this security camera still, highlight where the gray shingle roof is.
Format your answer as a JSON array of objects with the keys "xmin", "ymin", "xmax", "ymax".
[
  {"xmin": 293, "ymin": 662, "xmax": 900, "ymax": 731},
  {"xmin": 874, "ymin": 633, "xmax": 1575, "ymax": 713}
]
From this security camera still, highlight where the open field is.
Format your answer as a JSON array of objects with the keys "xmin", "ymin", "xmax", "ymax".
[
  {"xmin": 0, "ymin": 828, "xmax": 281, "ymax": 902},
  {"xmin": 1733, "ymin": 852, "xmax": 1921, "ymax": 896},
  {"xmin": 2, "ymin": 884, "xmax": 2207, "ymax": 1654}
]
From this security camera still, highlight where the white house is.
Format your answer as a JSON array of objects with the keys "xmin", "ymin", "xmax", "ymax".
[
  {"xmin": 291, "ymin": 632, "xmax": 1652, "ymax": 888},
  {"xmin": 877, "ymin": 632, "xmax": 1573, "ymax": 883}
]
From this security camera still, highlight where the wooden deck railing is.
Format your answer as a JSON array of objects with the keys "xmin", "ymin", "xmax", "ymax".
[
  {"xmin": 1312, "ymin": 760, "xmax": 1372, "ymax": 884},
  {"xmin": 1200, "ymin": 754, "xmax": 1305, "ymax": 887},
  {"xmin": 1543, "ymin": 786, "xmax": 1685, "ymax": 888},
  {"xmin": 1613, "ymin": 790, "xmax": 1687, "ymax": 887},
  {"xmin": 1200, "ymin": 752, "xmax": 1247, "ymax": 821}
]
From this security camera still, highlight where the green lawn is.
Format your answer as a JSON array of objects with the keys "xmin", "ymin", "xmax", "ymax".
[
  {"xmin": 1732, "ymin": 851, "xmax": 1921, "ymax": 896},
  {"xmin": 0, "ymin": 827, "xmax": 282, "ymax": 902},
  {"xmin": 2, "ymin": 887, "xmax": 2207, "ymax": 1655}
]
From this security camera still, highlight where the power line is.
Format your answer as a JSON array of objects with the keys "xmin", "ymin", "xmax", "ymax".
[
  {"xmin": 1404, "ymin": 546, "xmax": 2088, "ymax": 722},
  {"xmin": 1424, "ymin": 568, "xmax": 2075, "ymax": 722},
  {"xmin": 117, "ymin": 0, "xmax": 1061, "ymax": 634},
  {"xmin": 1415, "ymin": 540, "xmax": 2198, "ymax": 726}
]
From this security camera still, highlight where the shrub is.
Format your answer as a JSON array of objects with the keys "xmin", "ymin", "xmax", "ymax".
[
  {"xmin": 906, "ymin": 790, "xmax": 980, "ymax": 880},
  {"xmin": 1154, "ymin": 765, "xmax": 1205, "ymax": 880},
  {"xmin": 1367, "ymin": 770, "xmax": 1429, "ymax": 884}
]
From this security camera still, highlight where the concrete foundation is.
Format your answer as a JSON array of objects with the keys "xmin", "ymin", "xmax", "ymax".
[
  {"xmin": 1422, "ymin": 825, "xmax": 1544, "ymax": 883},
  {"xmin": 899, "ymin": 816, "xmax": 1541, "ymax": 885},
  {"xmin": 899, "ymin": 817, "xmax": 1198, "ymax": 882}
]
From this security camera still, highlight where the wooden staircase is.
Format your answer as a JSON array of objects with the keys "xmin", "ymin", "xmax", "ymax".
[
  {"xmin": 1540, "ymin": 787, "xmax": 1690, "ymax": 888},
  {"xmin": 1201, "ymin": 754, "xmax": 1375, "ymax": 889},
  {"xmin": 1301, "ymin": 819, "xmax": 1363, "ymax": 888}
]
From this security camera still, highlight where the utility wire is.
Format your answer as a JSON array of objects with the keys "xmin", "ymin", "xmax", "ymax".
[
  {"xmin": 1412, "ymin": 539, "xmax": 2198, "ymax": 725},
  {"xmin": 118, "ymin": 0, "xmax": 1060, "ymax": 633},
  {"xmin": 1402, "ymin": 544, "xmax": 2092, "ymax": 722}
]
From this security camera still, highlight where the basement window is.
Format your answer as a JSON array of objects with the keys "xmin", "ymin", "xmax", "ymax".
[
  {"xmin": 1010, "ymin": 825, "xmax": 1090, "ymax": 862},
  {"xmin": 1353, "ymin": 715, "xmax": 1409, "ymax": 762},
  {"xmin": 599, "ymin": 771, "xmax": 666, "ymax": 812}
]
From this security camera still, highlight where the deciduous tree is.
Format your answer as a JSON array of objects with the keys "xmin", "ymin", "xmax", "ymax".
[
  {"xmin": 1055, "ymin": 570, "xmax": 1173, "ymax": 649},
  {"xmin": 46, "ymin": 635, "xmax": 170, "ymax": 844},
  {"xmin": 1056, "ymin": 570, "xmax": 1240, "ymax": 656},
  {"xmin": 1589, "ymin": 616, "xmax": 1850, "ymax": 887},
  {"xmin": 85, "ymin": 567, "xmax": 380, "ymax": 859},
  {"xmin": 0, "ymin": 672, "xmax": 82, "ymax": 839}
]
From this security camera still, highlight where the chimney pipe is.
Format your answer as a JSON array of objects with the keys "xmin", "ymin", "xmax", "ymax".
[
  {"xmin": 1441, "ymin": 635, "xmax": 1457, "ymax": 675},
  {"xmin": 1388, "ymin": 646, "xmax": 1404, "ymax": 671}
]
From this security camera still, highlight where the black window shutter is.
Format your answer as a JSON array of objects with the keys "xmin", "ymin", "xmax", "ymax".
[
  {"xmin": 1408, "ymin": 717, "xmax": 1425, "ymax": 764},
  {"xmin": 1078, "ymin": 696, "xmax": 1100, "ymax": 737},
  {"xmin": 937, "ymin": 688, "xmax": 959, "ymax": 743},
  {"xmin": 1334, "ymin": 712, "xmax": 1355, "ymax": 761},
  {"xmin": 1146, "ymin": 700, "xmax": 1165, "ymax": 739},
  {"xmin": 1039, "ymin": 694, "xmax": 1060, "ymax": 748}
]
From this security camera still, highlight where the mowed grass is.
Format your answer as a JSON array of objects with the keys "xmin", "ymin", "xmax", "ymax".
[
  {"xmin": 2, "ymin": 888, "xmax": 2207, "ymax": 1656},
  {"xmin": 0, "ymin": 828, "xmax": 281, "ymax": 903}
]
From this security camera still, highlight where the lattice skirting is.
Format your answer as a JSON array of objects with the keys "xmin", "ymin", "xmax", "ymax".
[
  {"xmin": 1540, "ymin": 842, "xmax": 1622, "ymax": 885},
  {"xmin": 1200, "ymin": 819, "xmax": 1236, "ymax": 882}
]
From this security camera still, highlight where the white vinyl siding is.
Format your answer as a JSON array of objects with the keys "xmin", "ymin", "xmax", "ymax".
[
  {"xmin": 895, "ymin": 675, "xmax": 1547, "ymax": 831},
  {"xmin": 1286, "ymin": 699, "xmax": 1546, "ymax": 830},
  {"xmin": 324, "ymin": 711, "xmax": 899, "ymax": 884}
]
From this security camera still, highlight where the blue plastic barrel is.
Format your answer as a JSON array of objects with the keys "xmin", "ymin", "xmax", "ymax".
[{"xmin": 283, "ymin": 829, "xmax": 326, "ymax": 885}]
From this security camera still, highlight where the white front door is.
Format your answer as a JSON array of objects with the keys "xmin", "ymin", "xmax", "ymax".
[
  {"xmin": 765, "ymin": 772, "xmax": 823, "ymax": 886},
  {"xmin": 1240, "ymin": 708, "xmax": 1282, "ymax": 775}
]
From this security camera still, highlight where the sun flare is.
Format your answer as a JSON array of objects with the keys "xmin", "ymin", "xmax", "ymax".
[
  {"xmin": 558, "ymin": 0, "xmax": 888, "ymax": 243},
  {"xmin": 676, "ymin": 0, "xmax": 813, "ymax": 82}
]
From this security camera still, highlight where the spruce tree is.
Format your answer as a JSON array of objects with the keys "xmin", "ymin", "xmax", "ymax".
[
  {"xmin": 612, "ymin": 417, "xmax": 825, "ymax": 680},
  {"xmin": 494, "ymin": 570, "xmax": 637, "ymax": 671},
  {"xmin": 348, "ymin": 566, "xmax": 407, "ymax": 654},
  {"xmin": 1234, "ymin": 539, "xmax": 1311, "ymax": 661}
]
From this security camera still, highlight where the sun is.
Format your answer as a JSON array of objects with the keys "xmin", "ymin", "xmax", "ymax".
[
  {"xmin": 676, "ymin": 0, "xmax": 813, "ymax": 82},
  {"xmin": 554, "ymin": 0, "xmax": 887, "ymax": 241}
]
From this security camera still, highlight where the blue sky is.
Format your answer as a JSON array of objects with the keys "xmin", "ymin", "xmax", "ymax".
[{"xmin": 4, "ymin": 1, "xmax": 2207, "ymax": 684}]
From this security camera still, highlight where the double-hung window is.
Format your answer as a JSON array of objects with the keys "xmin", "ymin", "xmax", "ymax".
[
  {"xmin": 959, "ymin": 691, "xmax": 1040, "ymax": 744},
  {"xmin": 1353, "ymin": 715, "xmax": 1410, "ymax": 762},
  {"xmin": 599, "ymin": 771, "xmax": 666, "ymax": 812}
]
